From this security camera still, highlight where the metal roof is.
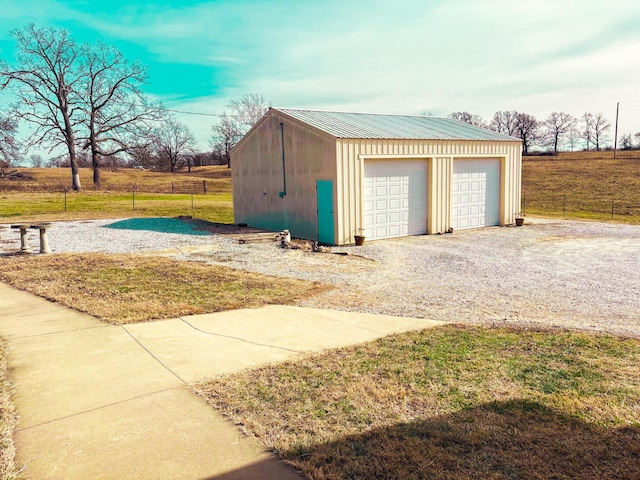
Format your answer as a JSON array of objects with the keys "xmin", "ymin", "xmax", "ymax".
[{"xmin": 273, "ymin": 108, "xmax": 519, "ymax": 142}]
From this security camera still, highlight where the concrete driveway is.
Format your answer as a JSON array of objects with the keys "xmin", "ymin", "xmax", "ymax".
[{"xmin": 0, "ymin": 283, "xmax": 444, "ymax": 479}]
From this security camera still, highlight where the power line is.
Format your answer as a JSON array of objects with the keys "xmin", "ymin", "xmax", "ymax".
[{"xmin": 166, "ymin": 109, "xmax": 242, "ymax": 118}]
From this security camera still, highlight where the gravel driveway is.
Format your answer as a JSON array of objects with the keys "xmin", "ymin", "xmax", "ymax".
[{"xmin": 1, "ymin": 217, "xmax": 638, "ymax": 337}]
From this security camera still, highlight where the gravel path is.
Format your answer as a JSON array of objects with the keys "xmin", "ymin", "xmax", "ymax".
[{"xmin": 1, "ymin": 217, "xmax": 639, "ymax": 338}]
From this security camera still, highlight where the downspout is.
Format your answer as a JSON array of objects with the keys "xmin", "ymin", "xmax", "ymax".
[
  {"xmin": 279, "ymin": 122, "xmax": 288, "ymax": 229},
  {"xmin": 279, "ymin": 123, "xmax": 287, "ymax": 197}
]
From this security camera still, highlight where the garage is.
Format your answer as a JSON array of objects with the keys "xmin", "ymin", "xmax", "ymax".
[
  {"xmin": 364, "ymin": 159, "xmax": 427, "ymax": 240},
  {"xmin": 452, "ymin": 158, "xmax": 500, "ymax": 230},
  {"xmin": 232, "ymin": 108, "xmax": 522, "ymax": 245}
]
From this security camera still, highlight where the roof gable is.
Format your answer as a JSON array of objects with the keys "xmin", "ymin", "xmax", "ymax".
[{"xmin": 274, "ymin": 108, "xmax": 520, "ymax": 142}]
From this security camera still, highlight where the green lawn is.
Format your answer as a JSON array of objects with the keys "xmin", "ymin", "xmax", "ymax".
[
  {"xmin": 0, "ymin": 191, "xmax": 233, "ymax": 224},
  {"xmin": 197, "ymin": 325, "xmax": 640, "ymax": 480}
]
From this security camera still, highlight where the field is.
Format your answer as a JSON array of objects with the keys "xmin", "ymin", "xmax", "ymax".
[
  {"xmin": 522, "ymin": 150, "xmax": 640, "ymax": 222},
  {"xmin": 0, "ymin": 166, "xmax": 233, "ymax": 223},
  {"xmin": 0, "ymin": 165, "xmax": 231, "ymax": 192}
]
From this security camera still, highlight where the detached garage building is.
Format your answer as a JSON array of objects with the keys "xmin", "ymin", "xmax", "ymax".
[{"xmin": 232, "ymin": 108, "xmax": 522, "ymax": 245}]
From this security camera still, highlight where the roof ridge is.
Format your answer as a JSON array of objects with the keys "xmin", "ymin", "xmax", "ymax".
[{"xmin": 274, "ymin": 107, "xmax": 443, "ymax": 118}]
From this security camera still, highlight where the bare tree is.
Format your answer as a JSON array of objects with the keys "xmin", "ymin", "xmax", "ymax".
[
  {"xmin": 581, "ymin": 113, "xmax": 594, "ymax": 151},
  {"xmin": 28, "ymin": 153, "xmax": 44, "ymax": 167},
  {"xmin": 543, "ymin": 112, "xmax": 576, "ymax": 153},
  {"xmin": 489, "ymin": 110, "xmax": 519, "ymax": 136},
  {"xmin": 79, "ymin": 42, "xmax": 161, "ymax": 186},
  {"xmin": 591, "ymin": 113, "xmax": 610, "ymax": 151},
  {"xmin": 419, "ymin": 110, "xmax": 434, "ymax": 116},
  {"xmin": 620, "ymin": 133, "xmax": 633, "ymax": 150},
  {"xmin": 154, "ymin": 115, "xmax": 196, "ymax": 172},
  {"xmin": 228, "ymin": 93, "xmax": 271, "ymax": 130},
  {"xmin": 448, "ymin": 111, "xmax": 487, "ymax": 128},
  {"xmin": 567, "ymin": 125, "xmax": 580, "ymax": 152},
  {"xmin": 513, "ymin": 113, "xmax": 539, "ymax": 154},
  {"xmin": 0, "ymin": 24, "xmax": 83, "ymax": 190},
  {"xmin": 210, "ymin": 113, "xmax": 242, "ymax": 168},
  {"xmin": 0, "ymin": 114, "xmax": 20, "ymax": 164}
]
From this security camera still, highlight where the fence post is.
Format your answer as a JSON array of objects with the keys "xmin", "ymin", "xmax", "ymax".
[
  {"xmin": 203, "ymin": 180, "xmax": 207, "ymax": 194},
  {"xmin": 171, "ymin": 181, "xmax": 174, "ymax": 193},
  {"xmin": 563, "ymin": 195, "xmax": 566, "ymax": 215},
  {"xmin": 132, "ymin": 190, "xmax": 135, "ymax": 210},
  {"xmin": 611, "ymin": 199, "xmax": 614, "ymax": 219},
  {"xmin": 191, "ymin": 192, "xmax": 194, "ymax": 210},
  {"xmin": 64, "ymin": 187, "xmax": 67, "ymax": 212}
]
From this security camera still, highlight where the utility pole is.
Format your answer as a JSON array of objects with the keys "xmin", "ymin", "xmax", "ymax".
[{"xmin": 613, "ymin": 102, "xmax": 619, "ymax": 159}]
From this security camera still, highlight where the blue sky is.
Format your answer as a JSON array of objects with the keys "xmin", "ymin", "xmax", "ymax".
[{"xmin": 2, "ymin": 0, "xmax": 640, "ymax": 151}]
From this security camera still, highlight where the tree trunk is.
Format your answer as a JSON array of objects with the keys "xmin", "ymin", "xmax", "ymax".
[
  {"xmin": 90, "ymin": 113, "xmax": 100, "ymax": 188},
  {"xmin": 93, "ymin": 156, "xmax": 101, "ymax": 187},
  {"xmin": 67, "ymin": 140, "xmax": 81, "ymax": 191},
  {"xmin": 62, "ymin": 105, "xmax": 81, "ymax": 191}
]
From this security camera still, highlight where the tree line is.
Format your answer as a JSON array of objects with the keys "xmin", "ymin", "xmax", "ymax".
[{"xmin": 446, "ymin": 110, "xmax": 638, "ymax": 155}]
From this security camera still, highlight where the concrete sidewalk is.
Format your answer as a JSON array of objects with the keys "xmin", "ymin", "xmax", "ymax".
[{"xmin": 0, "ymin": 282, "xmax": 445, "ymax": 479}]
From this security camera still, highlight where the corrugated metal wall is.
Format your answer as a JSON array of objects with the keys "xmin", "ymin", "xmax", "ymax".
[
  {"xmin": 336, "ymin": 139, "xmax": 522, "ymax": 244},
  {"xmin": 232, "ymin": 112, "xmax": 336, "ymax": 240}
]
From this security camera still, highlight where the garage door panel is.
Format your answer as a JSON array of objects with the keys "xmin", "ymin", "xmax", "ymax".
[
  {"xmin": 364, "ymin": 159, "xmax": 427, "ymax": 240},
  {"xmin": 389, "ymin": 185, "xmax": 402, "ymax": 196},
  {"xmin": 452, "ymin": 159, "xmax": 500, "ymax": 231}
]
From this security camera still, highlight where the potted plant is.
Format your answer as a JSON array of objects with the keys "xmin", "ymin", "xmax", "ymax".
[
  {"xmin": 515, "ymin": 212, "xmax": 525, "ymax": 227},
  {"xmin": 354, "ymin": 228, "xmax": 366, "ymax": 246}
]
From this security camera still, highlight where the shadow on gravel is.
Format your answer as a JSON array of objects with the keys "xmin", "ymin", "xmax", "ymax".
[{"xmin": 103, "ymin": 218, "xmax": 210, "ymax": 236}]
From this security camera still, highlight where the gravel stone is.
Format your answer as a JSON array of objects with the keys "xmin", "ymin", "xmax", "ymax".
[{"xmin": 1, "ymin": 217, "xmax": 638, "ymax": 338}]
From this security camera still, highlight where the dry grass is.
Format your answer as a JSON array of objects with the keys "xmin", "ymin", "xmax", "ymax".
[
  {"xmin": 1, "ymin": 166, "xmax": 231, "ymax": 192},
  {"xmin": 522, "ymin": 151, "xmax": 640, "ymax": 222},
  {"xmin": 0, "ymin": 341, "xmax": 18, "ymax": 480},
  {"xmin": 196, "ymin": 325, "xmax": 640, "ymax": 479},
  {"xmin": 0, "ymin": 253, "xmax": 329, "ymax": 324}
]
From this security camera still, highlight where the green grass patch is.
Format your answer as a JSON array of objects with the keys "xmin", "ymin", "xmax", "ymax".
[
  {"xmin": 196, "ymin": 325, "xmax": 640, "ymax": 479},
  {"xmin": 0, "ymin": 191, "xmax": 233, "ymax": 224},
  {"xmin": 0, "ymin": 253, "xmax": 330, "ymax": 324}
]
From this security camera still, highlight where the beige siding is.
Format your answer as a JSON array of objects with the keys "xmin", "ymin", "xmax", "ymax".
[
  {"xmin": 232, "ymin": 112, "xmax": 336, "ymax": 240},
  {"xmin": 427, "ymin": 157, "xmax": 453, "ymax": 234},
  {"xmin": 337, "ymin": 139, "xmax": 522, "ymax": 244}
]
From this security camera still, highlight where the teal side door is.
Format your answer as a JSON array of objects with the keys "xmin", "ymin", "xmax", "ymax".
[{"xmin": 316, "ymin": 179, "xmax": 335, "ymax": 245}]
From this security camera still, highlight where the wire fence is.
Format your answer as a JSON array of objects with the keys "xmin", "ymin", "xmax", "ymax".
[
  {"xmin": 0, "ymin": 179, "xmax": 214, "ymax": 194},
  {"xmin": 522, "ymin": 193, "xmax": 639, "ymax": 220}
]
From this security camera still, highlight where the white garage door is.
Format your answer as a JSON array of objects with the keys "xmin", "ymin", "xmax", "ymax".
[
  {"xmin": 364, "ymin": 159, "xmax": 427, "ymax": 240},
  {"xmin": 452, "ymin": 158, "xmax": 500, "ymax": 230}
]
